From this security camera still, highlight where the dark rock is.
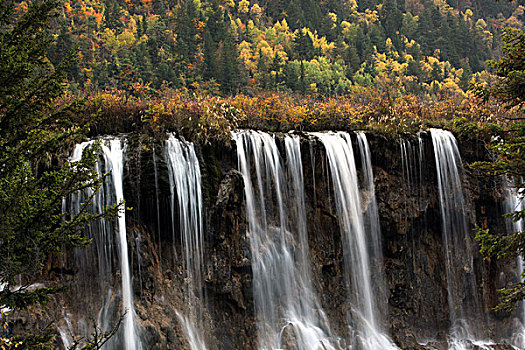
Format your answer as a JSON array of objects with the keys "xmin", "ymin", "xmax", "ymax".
[{"xmin": 13, "ymin": 132, "xmax": 521, "ymax": 350}]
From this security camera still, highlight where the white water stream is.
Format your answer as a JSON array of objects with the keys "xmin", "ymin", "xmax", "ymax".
[
  {"xmin": 165, "ymin": 134, "xmax": 207, "ymax": 350},
  {"xmin": 69, "ymin": 139, "xmax": 141, "ymax": 350},
  {"xmin": 431, "ymin": 129, "xmax": 490, "ymax": 350},
  {"xmin": 234, "ymin": 130, "xmax": 336, "ymax": 350},
  {"xmin": 313, "ymin": 131, "xmax": 397, "ymax": 350},
  {"xmin": 503, "ymin": 178, "xmax": 525, "ymax": 348}
]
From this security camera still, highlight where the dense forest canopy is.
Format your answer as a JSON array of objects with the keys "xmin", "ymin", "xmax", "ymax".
[{"xmin": 24, "ymin": 0, "xmax": 523, "ymax": 96}]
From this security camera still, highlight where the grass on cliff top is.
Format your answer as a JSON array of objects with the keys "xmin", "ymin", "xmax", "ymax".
[{"xmin": 67, "ymin": 86, "xmax": 520, "ymax": 145}]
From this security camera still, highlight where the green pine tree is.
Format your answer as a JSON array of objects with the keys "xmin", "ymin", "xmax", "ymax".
[{"xmin": 0, "ymin": 1, "xmax": 118, "ymax": 347}]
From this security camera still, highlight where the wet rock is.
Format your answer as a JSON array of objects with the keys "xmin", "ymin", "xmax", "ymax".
[{"xmin": 13, "ymin": 132, "xmax": 521, "ymax": 350}]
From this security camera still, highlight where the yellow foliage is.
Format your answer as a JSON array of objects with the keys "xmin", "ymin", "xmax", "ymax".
[
  {"xmin": 250, "ymin": 3, "xmax": 262, "ymax": 19},
  {"xmin": 117, "ymin": 30, "xmax": 136, "ymax": 47},
  {"xmin": 441, "ymin": 78, "xmax": 461, "ymax": 93},
  {"xmin": 328, "ymin": 12, "xmax": 338, "ymax": 27},
  {"xmin": 76, "ymin": 86, "xmax": 519, "ymax": 141},
  {"xmin": 128, "ymin": 16, "xmax": 138, "ymax": 34},
  {"xmin": 344, "ymin": 0, "xmax": 358, "ymax": 12},
  {"xmin": 463, "ymin": 8, "xmax": 473, "ymax": 24},
  {"xmin": 238, "ymin": 0, "xmax": 250, "ymax": 14},
  {"xmin": 362, "ymin": 9, "xmax": 379, "ymax": 25},
  {"xmin": 386, "ymin": 38, "xmax": 393, "ymax": 51},
  {"xmin": 427, "ymin": 56, "xmax": 439, "ymax": 66},
  {"xmin": 308, "ymin": 30, "xmax": 336, "ymax": 57},
  {"xmin": 434, "ymin": 0, "xmax": 457, "ymax": 16},
  {"xmin": 102, "ymin": 28, "xmax": 119, "ymax": 53},
  {"xmin": 64, "ymin": 2, "xmax": 73, "ymax": 14},
  {"xmin": 406, "ymin": 39, "xmax": 418, "ymax": 49}
]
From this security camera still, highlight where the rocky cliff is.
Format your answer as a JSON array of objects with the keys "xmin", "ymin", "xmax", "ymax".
[{"xmin": 12, "ymin": 131, "xmax": 521, "ymax": 350}]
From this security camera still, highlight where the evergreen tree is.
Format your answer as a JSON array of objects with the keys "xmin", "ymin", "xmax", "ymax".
[
  {"xmin": 270, "ymin": 51, "xmax": 284, "ymax": 89},
  {"xmin": 256, "ymin": 49, "xmax": 270, "ymax": 89},
  {"xmin": 368, "ymin": 23, "xmax": 387, "ymax": 53},
  {"xmin": 416, "ymin": 7, "xmax": 434, "ymax": 54},
  {"xmin": 283, "ymin": 61, "xmax": 300, "ymax": 91},
  {"xmin": 407, "ymin": 58, "xmax": 423, "ymax": 78},
  {"xmin": 0, "ymin": 0, "xmax": 118, "ymax": 347},
  {"xmin": 381, "ymin": 0, "xmax": 402, "ymax": 47},
  {"xmin": 356, "ymin": 26, "xmax": 373, "ymax": 62},
  {"xmin": 478, "ymin": 28, "xmax": 525, "ymax": 109},
  {"xmin": 202, "ymin": 0, "xmax": 228, "ymax": 82},
  {"xmin": 104, "ymin": 0, "xmax": 124, "ymax": 33},
  {"xmin": 218, "ymin": 31, "xmax": 242, "ymax": 93},
  {"xmin": 459, "ymin": 60, "xmax": 472, "ymax": 90},
  {"xmin": 174, "ymin": 0, "xmax": 200, "ymax": 84},
  {"xmin": 474, "ymin": 28, "xmax": 525, "ymax": 312},
  {"xmin": 345, "ymin": 45, "xmax": 361, "ymax": 75},
  {"xmin": 293, "ymin": 30, "xmax": 316, "ymax": 60},
  {"xmin": 299, "ymin": 60, "xmax": 307, "ymax": 93}
]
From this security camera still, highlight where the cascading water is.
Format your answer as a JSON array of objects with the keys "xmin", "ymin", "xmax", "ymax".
[
  {"xmin": 152, "ymin": 146, "xmax": 163, "ymax": 270},
  {"xmin": 69, "ymin": 139, "xmax": 141, "ymax": 350},
  {"xmin": 165, "ymin": 134, "xmax": 207, "ymax": 350},
  {"xmin": 57, "ymin": 308, "xmax": 74, "ymax": 348},
  {"xmin": 313, "ymin": 131, "xmax": 397, "ymax": 350},
  {"xmin": 400, "ymin": 138, "xmax": 419, "ymax": 193},
  {"xmin": 503, "ymin": 178, "xmax": 525, "ymax": 348},
  {"xmin": 430, "ymin": 129, "xmax": 487, "ymax": 349},
  {"xmin": 102, "ymin": 140, "xmax": 140, "ymax": 350},
  {"xmin": 399, "ymin": 135, "xmax": 427, "ymax": 272},
  {"xmin": 233, "ymin": 130, "xmax": 336, "ymax": 350},
  {"xmin": 356, "ymin": 134, "xmax": 382, "ymax": 268},
  {"xmin": 356, "ymin": 132, "xmax": 387, "ymax": 320}
]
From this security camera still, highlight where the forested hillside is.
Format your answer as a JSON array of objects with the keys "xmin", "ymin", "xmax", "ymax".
[{"xmin": 31, "ymin": 0, "xmax": 522, "ymax": 96}]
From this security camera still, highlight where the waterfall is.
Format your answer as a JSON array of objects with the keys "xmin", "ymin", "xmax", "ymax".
[
  {"xmin": 313, "ymin": 131, "xmax": 397, "ymax": 350},
  {"xmin": 430, "ymin": 129, "xmax": 487, "ymax": 349},
  {"xmin": 69, "ymin": 139, "xmax": 141, "ymax": 350},
  {"xmin": 165, "ymin": 134, "xmax": 207, "ymax": 350},
  {"xmin": 57, "ymin": 308, "xmax": 74, "ymax": 349},
  {"xmin": 233, "ymin": 130, "xmax": 336, "ymax": 350},
  {"xmin": 503, "ymin": 178, "xmax": 525, "ymax": 348},
  {"xmin": 356, "ymin": 132, "xmax": 387, "ymax": 321},
  {"xmin": 102, "ymin": 140, "xmax": 140, "ymax": 350},
  {"xmin": 152, "ymin": 146, "xmax": 163, "ymax": 270},
  {"xmin": 399, "ymin": 135, "xmax": 427, "ymax": 273},
  {"xmin": 356, "ymin": 132, "xmax": 383, "ymax": 280},
  {"xmin": 400, "ymin": 138, "xmax": 418, "ymax": 193}
]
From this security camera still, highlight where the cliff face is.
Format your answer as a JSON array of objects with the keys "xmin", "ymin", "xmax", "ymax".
[{"xmin": 16, "ymin": 131, "xmax": 520, "ymax": 349}]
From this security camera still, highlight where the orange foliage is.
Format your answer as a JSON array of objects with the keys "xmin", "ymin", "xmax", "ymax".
[
  {"xmin": 69, "ymin": 87, "xmax": 516, "ymax": 144},
  {"xmin": 15, "ymin": 1, "xmax": 28, "ymax": 14}
]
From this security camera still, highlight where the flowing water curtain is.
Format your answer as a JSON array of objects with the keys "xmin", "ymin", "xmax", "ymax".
[
  {"xmin": 165, "ymin": 134, "xmax": 208, "ymax": 350},
  {"xmin": 233, "ymin": 130, "xmax": 337, "ymax": 350},
  {"xmin": 67, "ymin": 139, "xmax": 142, "ymax": 350},
  {"xmin": 399, "ymin": 135, "xmax": 427, "ymax": 273},
  {"xmin": 356, "ymin": 132, "xmax": 388, "ymax": 323},
  {"xmin": 430, "ymin": 129, "xmax": 487, "ymax": 348},
  {"xmin": 503, "ymin": 177, "xmax": 525, "ymax": 348},
  {"xmin": 152, "ymin": 145, "xmax": 163, "ymax": 272},
  {"xmin": 312, "ymin": 131, "xmax": 397, "ymax": 350},
  {"xmin": 283, "ymin": 134, "xmax": 336, "ymax": 349}
]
